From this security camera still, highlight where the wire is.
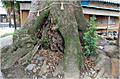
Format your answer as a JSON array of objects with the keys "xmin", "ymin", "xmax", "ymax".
[{"xmin": 29, "ymin": 2, "xmax": 82, "ymax": 13}]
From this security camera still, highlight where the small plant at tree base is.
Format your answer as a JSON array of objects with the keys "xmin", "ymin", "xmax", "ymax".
[
  {"xmin": 43, "ymin": 37, "xmax": 48, "ymax": 43},
  {"xmin": 83, "ymin": 16, "xmax": 98, "ymax": 55},
  {"xmin": 43, "ymin": 37, "xmax": 50, "ymax": 49},
  {"xmin": 13, "ymin": 28, "xmax": 21, "ymax": 35}
]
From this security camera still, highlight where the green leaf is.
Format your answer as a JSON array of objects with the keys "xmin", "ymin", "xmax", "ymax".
[{"xmin": 83, "ymin": 16, "xmax": 98, "ymax": 55}]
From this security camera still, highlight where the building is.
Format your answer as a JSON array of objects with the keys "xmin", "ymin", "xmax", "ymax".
[
  {"xmin": 17, "ymin": 0, "xmax": 120, "ymax": 33},
  {"xmin": 0, "ymin": 0, "xmax": 9, "ymax": 27},
  {"xmin": 81, "ymin": 0, "xmax": 120, "ymax": 33},
  {"xmin": 16, "ymin": 0, "xmax": 31, "ymax": 28}
]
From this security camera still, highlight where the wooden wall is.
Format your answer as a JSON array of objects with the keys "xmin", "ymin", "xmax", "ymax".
[
  {"xmin": 20, "ymin": 10, "xmax": 29, "ymax": 28},
  {"xmin": 84, "ymin": 14, "xmax": 89, "ymax": 22},
  {"xmin": 20, "ymin": 3, "xmax": 30, "ymax": 28}
]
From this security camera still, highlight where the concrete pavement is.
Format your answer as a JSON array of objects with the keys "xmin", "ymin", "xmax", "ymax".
[
  {"xmin": 0, "ymin": 35, "xmax": 13, "ymax": 49},
  {"xmin": 0, "ymin": 27, "xmax": 20, "ymax": 36},
  {"xmin": 0, "ymin": 27, "xmax": 19, "ymax": 79},
  {"xmin": 0, "ymin": 35, "xmax": 13, "ymax": 79}
]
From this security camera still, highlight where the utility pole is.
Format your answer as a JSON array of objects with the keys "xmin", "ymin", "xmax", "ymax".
[{"xmin": 106, "ymin": 16, "xmax": 110, "ymax": 36}]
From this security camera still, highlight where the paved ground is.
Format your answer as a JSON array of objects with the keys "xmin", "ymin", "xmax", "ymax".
[
  {"xmin": 0, "ymin": 35, "xmax": 13, "ymax": 49},
  {"xmin": 0, "ymin": 27, "xmax": 15, "ymax": 79},
  {"xmin": 0, "ymin": 27, "xmax": 20, "ymax": 36},
  {"xmin": 0, "ymin": 35, "xmax": 13, "ymax": 79},
  {"xmin": 0, "ymin": 71, "xmax": 3, "ymax": 79},
  {"xmin": 0, "ymin": 27, "xmax": 14, "ymax": 36}
]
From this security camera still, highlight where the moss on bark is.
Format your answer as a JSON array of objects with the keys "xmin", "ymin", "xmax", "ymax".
[
  {"xmin": 1, "ymin": 9, "xmax": 50, "ymax": 70},
  {"xmin": 2, "ymin": 48, "xmax": 31, "ymax": 69},
  {"xmin": 1, "ymin": 1, "xmax": 89, "ymax": 78},
  {"xmin": 50, "ymin": 2, "xmax": 85, "ymax": 78}
]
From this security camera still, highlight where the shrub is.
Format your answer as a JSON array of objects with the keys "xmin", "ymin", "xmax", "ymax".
[{"xmin": 83, "ymin": 16, "xmax": 98, "ymax": 55}]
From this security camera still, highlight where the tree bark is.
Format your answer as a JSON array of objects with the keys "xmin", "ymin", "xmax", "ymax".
[
  {"xmin": 50, "ymin": 1, "xmax": 85, "ymax": 78},
  {"xmin": 7, "ymin": 9, "xmax": 11, "ymax": 28},
  {"xmin": 13, "ymin": 10, "xmax": 17, "ymax": 30},
  {"xmin": 9, "ymin": 12, "xmax": 11, "ymax": 28},
  {"xmin": 1, "ymin": 0, "xmax": 89, "ymax": 78},
  {"xmin": 2, "ymin": 0, "xmax": 45, "ymax": 69},
  {"xmin": 17, "ymin": 10, "xmax": 20, "ymax": 25},
  {"xmin": 73, "ymin": 1, "xmax": 89, "ymax": 44}
]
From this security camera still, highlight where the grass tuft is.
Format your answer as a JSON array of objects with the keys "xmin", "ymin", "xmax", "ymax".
[{"xmin": 0, "ymin": 33, "xmax": 13, "ymax": 38}]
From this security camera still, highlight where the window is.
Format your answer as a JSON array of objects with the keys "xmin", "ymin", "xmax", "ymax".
[
  {"xmin": 3, "ymin": 19, "xmax": 7, "ymax": 22},
  {"xmin": 94, "ymin": 15, "xmax": 108, "ymax": 24},
  {"xmin": 109, "ymin": 17, "xmax": 116, "ymax": 24},
  {"xmin": 101, "ymin": 16, "xmax": 108, "ymax": 24},
  {"xmin": 90, "ymin": 15, "xmax": 116, "ymax": 25},
  {"xmin": 1, "ymin": 15, "xmax": 8, "ymax": 23},
  {"xmin": 95, "ymin": 16, "xmax": 102, "ymax": 24}
]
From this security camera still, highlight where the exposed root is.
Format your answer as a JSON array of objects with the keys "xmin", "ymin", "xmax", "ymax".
[
  {"xmin": 18, "ymin": 45, "xmax": 40, "ymax": 65},
  {"xmin": 2, "ymin": 48, "xmax": 31, "ymax": 69}
]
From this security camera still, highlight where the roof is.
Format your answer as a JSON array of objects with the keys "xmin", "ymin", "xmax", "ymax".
[
  {"xmin": 82, "ymin": 5, "xmax": 120, "ymax": 11},
  {"xmin": 16, "ymin": 0, "xmax": 120, "ymax": 4},
  {"xmin": 89, "ymin": 0, "xmax": 120, "ymax": 4}
]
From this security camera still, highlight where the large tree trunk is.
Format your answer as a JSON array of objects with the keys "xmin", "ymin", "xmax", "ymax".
[
  {"xmin": 1, "ymin": 0, "xmax": 88, "ymax": 78},
  {"xmin": 50, "ymin": 2, "xmax": 86, "ymax": 78}
]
